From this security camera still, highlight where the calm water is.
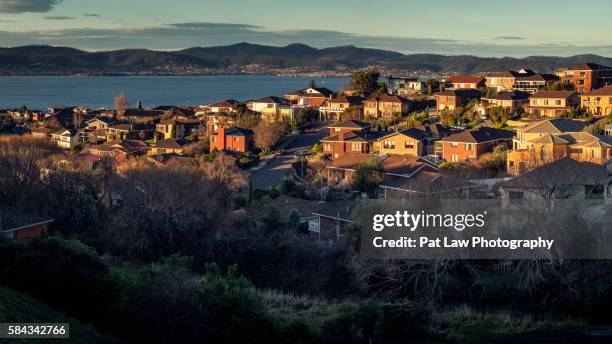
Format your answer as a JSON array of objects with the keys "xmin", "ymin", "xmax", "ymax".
[{"xmin": 0, "ymin": 75, "xmax": 350, "ymax": 110}]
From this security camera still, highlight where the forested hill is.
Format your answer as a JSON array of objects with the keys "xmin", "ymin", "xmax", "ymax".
[{"xmin": 1, "ymin": 42, "xmax": 612, "ymax": 75}]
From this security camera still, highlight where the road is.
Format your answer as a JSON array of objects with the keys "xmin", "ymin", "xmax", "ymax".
[{"xmin": 250, "ymin": 130, "xmax": 326, "ymax": 190}]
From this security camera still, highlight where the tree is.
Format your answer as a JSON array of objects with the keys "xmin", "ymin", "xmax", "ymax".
[
  {"xmin": 425, "ymin": 79, "xmax": 439, "ymax": 96},
  {"xmin": 351, "ymin": 70, "xmax": 381, "ymax": 96},
  {"xmin": 253, "ymin": 121, "xmax": 284, "ymax": 153},
  {"xmin": 351, "ymin": 159, "xmax": 385, "ymax": 196},
  {"xmin": 113, "ymin": 93, "xmax": 129, "ymax": 113},
  {"xmin": 308, "ymin": 79, "xmax": 316, "ymax": 89},
  {"xmin": 235, "ymin": 114, "xmax": 260, "ymax": 129},
  {"xmin": 545, "ymin": 80, "xmax": 576, "ymax": 91},
  {"xmin": 312, "ymin": 143, "xmax": 323, "ymax": 155}
]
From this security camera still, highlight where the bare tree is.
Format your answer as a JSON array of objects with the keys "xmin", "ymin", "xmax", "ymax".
[
  {"xmin": 113, "ymin": 93, "xmax": 130, "ymax": 114},
  {"xmin": 253, "ymin": 121, "xmax": 283, "ymax": 153}
]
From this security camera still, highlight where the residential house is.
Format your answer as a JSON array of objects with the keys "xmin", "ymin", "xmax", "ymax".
[
  {"xmin": 386, "ymin": 76, "xmax": 425, "ymax": 95},
  {"xmin": 441, "ymin": 127, "xmax": 515, "ymax": 162},
  {"xmin": 149, "ymin": 138, "xmax": 190, "ymax": 156},
  {"xmin": 89, "ymin": 140, "xmax": 149, "ymax": 160},
  {"xmin": 248, "ymin": 96, "xmax": 296, "ymax": 123},
  {"xmin": 85, "ymin": 117, "xmax": 117, "ymax": 143},
  {"xmin": 580, "ymin": 84, "xmax": 612, "ymax": 116},
  {"xmin": 414, "ymin": 123, "xmax": 459, "ymax": 157},
  {"xmin": 446, "ymin": 75, "xmax": 486, "ymax": 90},
  {"xmin": 524, "ymin": 90, "xmax": 580, "ymax": 117},
  {"xmin": 363, "ymin": 95, "xmax": 411, "ymax": 119},
  {"xmin": 507, "ymin": 119, "xmax": 611, "ymax": 175},
  {"xmin": 477, "ymin": 91, "xmax": 531, "ymax": 116},
  {"xmin": 117, "ymin": 108, "xmax": 163, "ymax": 124},
  {"xmin": 377, "ymin": 128, "xmax": 427, "ymax": 156},
  {"xmin": 156, "ymin": 117, "xmax": 202, "ymax": 140},
  {"xmin": 210, "ymin": 127, "xmax": 255, "ymax": 153},
  {"xmin": 285, "ymin": 87, "xmax": 334, "ymax": 107},
  {"xmin": 326, "ymin": 119, "xmax": 371, "ymax": 137},
  {"xmin": 435, "ymin": 89, "xmax": 481, "ymax": 114},
  {"xmin": 0, "ymin": 206, "xmax": 53, "ymax": 243},
  {"xmin": 205, "ymin": 99, "xmax": 239, "ymax": 114},
  {"xmin": 486, "ymin": 69, "xmax": 558, "ymax": 93},
  {"xmin": 326, "ymin": 153, "xmax": 438, "ymax": 184},
  {"xmin": 30, "ymin": 126, "xmax": 55, "ymax": 138},
  {"xmin": 205, "ymin": 114, "xmax": 237, "ymax": 135},
  {"xmin": 555, "ymin": 63, "xmax": 612, "ymax": 93},
  {"xmin": 318, "ymin": 96, "xmax": 362, "ymax": 121},
  {"xmin": 50, "ymin": 128, "xmax": 80, "ymax": 149},
  {"xmin": 106, "ymin": 123, "xmax": 156, "ymax": 142},
  {"xmin": 512, "ymin": 73, "xmax": 558, "ymax": 93},
  {"xmin": 321, "ymin": 130, "xmax": 383, "ymax": 159},
  {"xmin": 499, "ymin": 158, "xmax": 611, "ymax": 211},
  {"xmin": 269, "ymin": 195, "xmax": 363, "ymax": 245},
  {"xmin": 380, "ymin": 170, "xmax": 475, "ymax": 200}
]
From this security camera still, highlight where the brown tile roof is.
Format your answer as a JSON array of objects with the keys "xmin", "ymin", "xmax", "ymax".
[
  {"xmin": 442, "ymin": 127, "xmax": 515, "ymax": 143},
  {"xmin": 207, "ymin": 99, "xmax": 239, "ymax": 107},
  {"xmin": 498, "ymin": 158, "xmax": 609, "ymax": 189},
  {"xmin": 583, "ymin": 84, "xmax": 612, "ymax": 96},
  {"xmin": 381, "ymin": 171, "xmax": 474, "ymax": 194},
  {"xmin": 529, "ymin": 90, "xmax": 577, "ymax": 99},
  {"xmin": 154, "ymin": 138, "xmax": 189, "ymax": 149},
  {"xmin": 567, "ymin": 63, "xmax": 612, "ymax": 71},
  {"xmin": 487, "ymin": 91, "xmax": 531, "ymax": 101},
  {"xmin": 328, "ymin": 119, "xmax": 371, "ymax": 129},
  {"xmin": 365, "ymin": 95, "xmax": 411, "ymax": 104}
]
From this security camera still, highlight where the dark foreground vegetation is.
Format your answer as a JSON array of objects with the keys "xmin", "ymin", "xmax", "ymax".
[{"xmin": 1, "ymin": 136, "xmax": 611, "ymax": 343}]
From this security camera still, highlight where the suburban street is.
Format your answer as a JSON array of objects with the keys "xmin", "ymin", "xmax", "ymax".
[{"xmin": 250, "ymin": 129, "xmax": 326, "ymax": 190}]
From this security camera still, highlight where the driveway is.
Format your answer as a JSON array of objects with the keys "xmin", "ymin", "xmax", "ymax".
[{"xmin": 250, "ymin": 129, "xmax": 326, "ymax": 190}]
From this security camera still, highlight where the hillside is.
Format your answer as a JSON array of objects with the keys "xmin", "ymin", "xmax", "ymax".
[
  {"xmin": 0, "ymin": 287, "xmax": 117, "ymax": 344},
  {"xmin": 1, "ymin": 43, "xmax": 612, "ymax": 76}
]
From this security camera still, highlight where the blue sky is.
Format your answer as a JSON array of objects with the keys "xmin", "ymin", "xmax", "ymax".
[{"xmin": 1, "ymin": 0, "xmax": 612, "ymax": 57}]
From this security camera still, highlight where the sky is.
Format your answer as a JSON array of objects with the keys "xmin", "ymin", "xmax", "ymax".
[{"xmin": 1, "ymin": 0, "xmax": 612, "ymax": 57}]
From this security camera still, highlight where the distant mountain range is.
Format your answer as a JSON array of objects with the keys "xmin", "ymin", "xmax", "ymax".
[{"xmin": 1, "ymin": 43, "xmax": 612, "ymax": 76}]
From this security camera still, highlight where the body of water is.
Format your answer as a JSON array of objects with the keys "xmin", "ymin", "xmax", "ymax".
[{"xmin": 0, "ymin": 75, "xmax": 350, "ymax": 110}]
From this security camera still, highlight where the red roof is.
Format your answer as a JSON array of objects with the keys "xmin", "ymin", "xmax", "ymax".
[{"xmin": 447, "ymin": 75, "xmax": 485, "ymax": 84}]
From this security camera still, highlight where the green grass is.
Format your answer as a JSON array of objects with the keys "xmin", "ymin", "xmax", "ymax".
[
  {"xmin": 0, "ymin": 287, "xmax": 117, "ymax": 344},
  {"xmin": 432, "ymin": 304, "xmax": 585, "ymax": 342}
]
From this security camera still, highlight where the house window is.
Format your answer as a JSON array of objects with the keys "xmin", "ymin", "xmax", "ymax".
[
  {"xmin": 383, "ymin": 140, "xmax": 395, "ymax": 149},
  {"xmin": 508, "ymin": 191, "xmax": 524, "ymax": 204},
  {"xmin": 451, "ymin": 142, "xmax": 459, "ymax": 147},
  {"xmin": 233, "ymin": 136, "xmax": 239, "ymax": 142},
  {"xmin": 405, "ymin": 141, "xmax": 414, "ymax": 149},
  {"xmin": 465, "ymin": 143, "xmax": 473, "ymax": 150},
  {"xmin": 544, "ymin": 100, "xmax": 549, "ymax": 105},
  {"xmin": 585, "ymin": 185, "xmax": 604, "ymax": 199},
  {"xmin": 334, "ymin": 128, "xmax": 341, "ymax": 132},
  {"xmin": 451, "ymin": 154, "xmax": 459, "ymax": 162},
  {"xmin": 352, "ymin": 142, "xmax": 362, "ymax": 151},
  {"xmin": 555, "ymin": 100, "xmax": 562, "ymax": 106},
  {"xmin": 324, "ymin": 143, "xmax": 332, "ymax": 151}
]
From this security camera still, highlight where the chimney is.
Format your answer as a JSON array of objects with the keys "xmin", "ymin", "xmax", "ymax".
[{"xmin": 218, "ymin": 127, "xmax": 226, "ymax": 150}]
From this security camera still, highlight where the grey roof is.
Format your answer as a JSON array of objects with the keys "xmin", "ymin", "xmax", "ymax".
[
  {"xmin": 498, "ymin": 158, "xmax": 609, "ymax": 189},
  {"xmin": 442, "ymin": 127, "xmax": 515, "ymax": 143},
  {"xmin": 0, "ymin": 207, "xmax": 53, "ymax": 232}
]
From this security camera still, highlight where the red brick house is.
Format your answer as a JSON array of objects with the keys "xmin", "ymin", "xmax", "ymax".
[
  {"xmin": 555, "ymin": 63, "xmax": 612, "ymax": 93},
  {"xmin": 441, "ymin": 127, "xmax": 515, "ymax": 162},
  {"xmin": 285, "ymin": 87, "xmax": 334, "ymax": 107},
  {"xmin": 446, "ymin": 75, "xmax": 486, "ymax": 90},
  {"xmin": 322, "ymin": 120, "xmax": 377, "ymax": 159},
  {"xmin": 435, "ymin": 89, "xmax": 481, "ymax": 114},
  {"xmin": 0, "ymin": 207, "xmax": 53, "ymax": 243},
  {"xmin": 210, "ymin": 127, "xmax": 255, "ymax": 153}
]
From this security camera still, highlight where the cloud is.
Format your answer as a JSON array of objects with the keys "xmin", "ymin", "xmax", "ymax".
[
  {"xmin": 0, "ymin": 21, "xmax": 611, "ymax": 57},
  {"xmin": 167, "ymin": 22, "xmax": 262, "ymax": 29},
  {"xmin": 43, "ymin": 15, "xmax": 74, "ymax": 20},
  {"xmin": 496, "ymin": 36, "xmax": 526, "ymax": 40},
  {"xmin": 83, "ymin": 13, "xmax": 100, "ymax": 17},
  {"xmin": 0, "ymin": 0, "xmax": 62, "ymax": 13}
]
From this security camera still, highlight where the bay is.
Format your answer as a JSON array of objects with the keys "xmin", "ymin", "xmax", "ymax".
[{"xmin": 0, "ymin": 75, "xmax": 350, "ymax": 110}]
